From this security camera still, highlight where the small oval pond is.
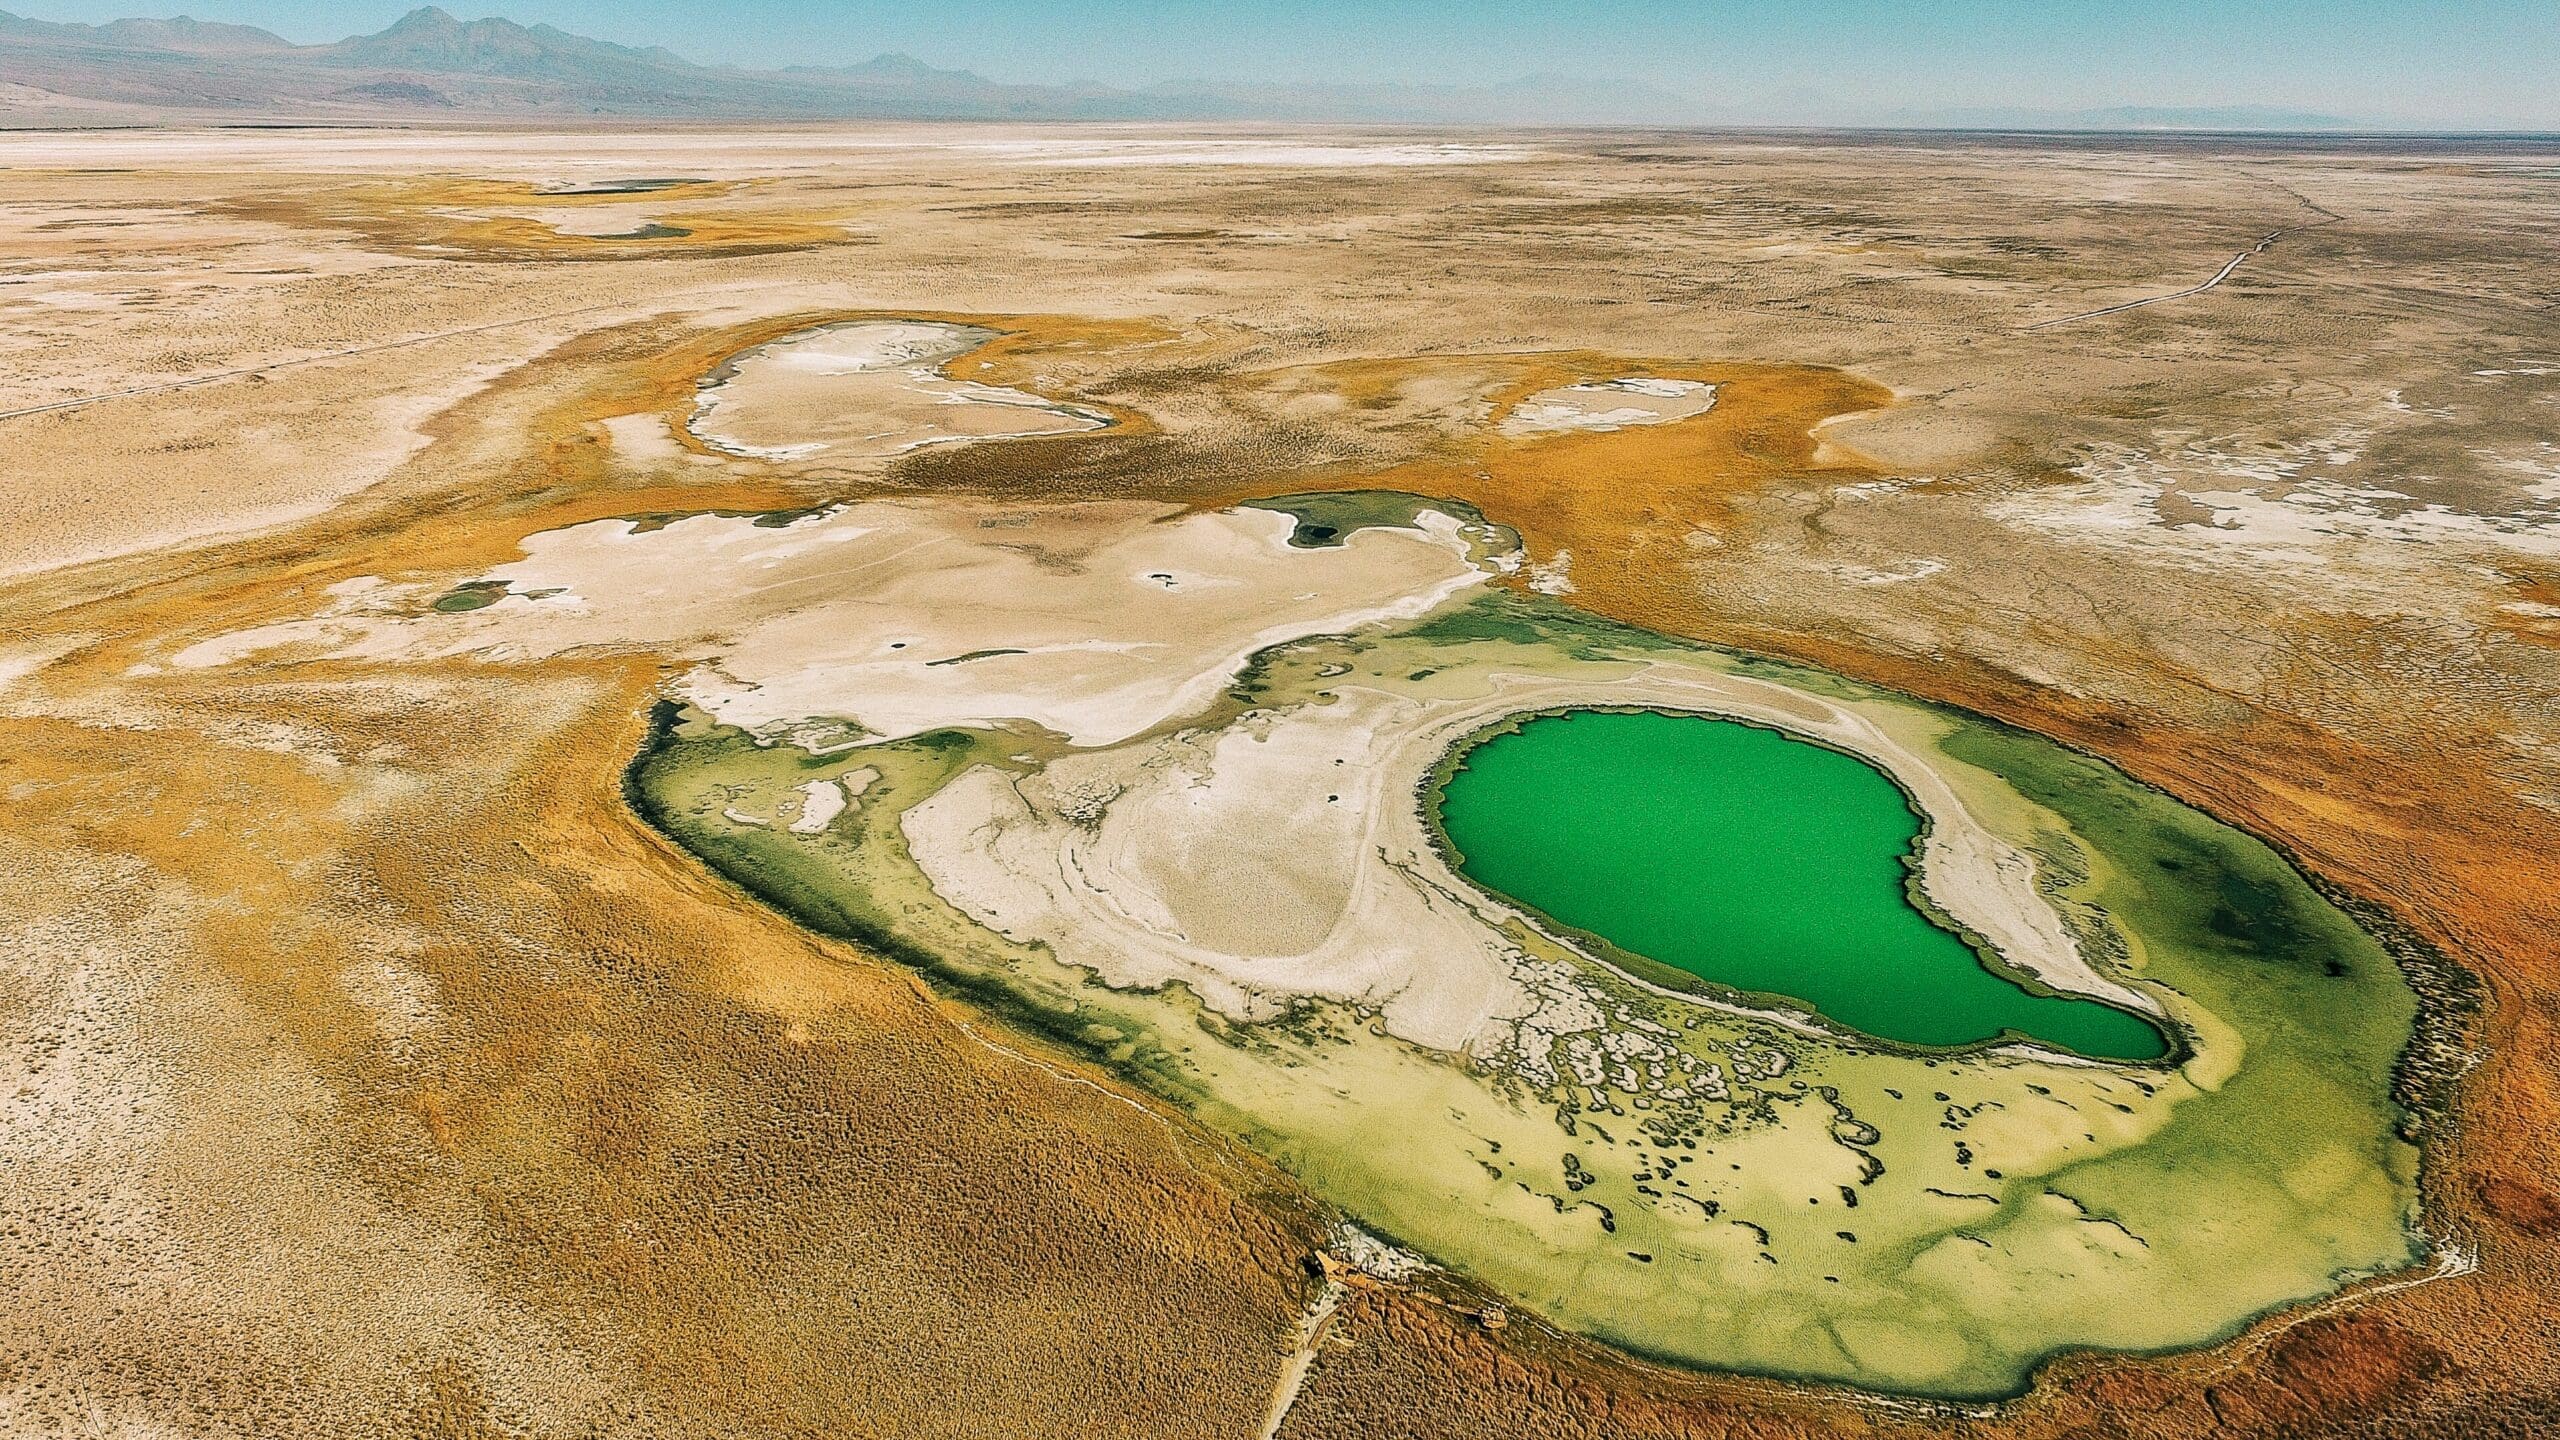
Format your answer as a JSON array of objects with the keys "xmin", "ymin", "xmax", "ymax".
[{"xmin": 1433, "ymin": 708, "xmax": 2170, "ymax": 1061}]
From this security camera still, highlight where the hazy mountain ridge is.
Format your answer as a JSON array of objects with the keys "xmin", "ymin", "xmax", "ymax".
[
  {"xmin": 0, "ymin": 8, "xmax": 291, "ymax": 51},
  {"xmin": 0, "ymin": 6, "xmax": 1053, "ymax": 119},
  {"xmin": 318, "ymin": 5, "xmax": 690, "ymax": 75},
  {"xmin": 0, "ymin": 5, "xmax": 2424, "ymax": 129}
]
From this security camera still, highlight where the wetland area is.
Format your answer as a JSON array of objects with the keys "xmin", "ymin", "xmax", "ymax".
[{"xmin": 621, "ymin": 576, "xmax": 2421, "ymax": 1398}]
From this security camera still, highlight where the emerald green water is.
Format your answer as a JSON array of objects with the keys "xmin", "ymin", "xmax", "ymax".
[{"xmin": 1434, "ymin": 709, "xmax": 2171, "ymax": 1061}]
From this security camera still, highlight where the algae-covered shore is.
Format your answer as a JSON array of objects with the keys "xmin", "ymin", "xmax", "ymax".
[{"xmin": 628, "ymin": 570, "xmax": 2422, "ymax": 1398}]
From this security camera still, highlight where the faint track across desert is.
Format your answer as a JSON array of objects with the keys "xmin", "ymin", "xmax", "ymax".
[
  {"xmin": 1257, "ymin": 1276, "xmax": 1346, "ymax": 1440},
  {"xmin": 2025, "ymin": 180, "xmax": 2343, "ymax": 330}
]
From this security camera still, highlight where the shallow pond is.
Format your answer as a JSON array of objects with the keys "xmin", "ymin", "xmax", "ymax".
[{"xmin": 1434, "ymin": 708, "xmax": 2171, "ymax": 1060}]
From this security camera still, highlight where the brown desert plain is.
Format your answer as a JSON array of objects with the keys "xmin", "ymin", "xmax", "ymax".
[{"xmin": 1, "ymin": 123, "xmax": 2556, "ymax": 1437}]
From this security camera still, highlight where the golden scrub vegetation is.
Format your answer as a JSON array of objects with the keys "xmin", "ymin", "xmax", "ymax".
[{"xmin": 210, "ymin": 174, "xmax": 866, "ymax": 259}]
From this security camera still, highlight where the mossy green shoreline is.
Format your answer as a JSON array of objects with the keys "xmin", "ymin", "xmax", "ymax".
[{"xmin": 627, "ymin": 578, "xmax": 2426, "ymax": 1400}]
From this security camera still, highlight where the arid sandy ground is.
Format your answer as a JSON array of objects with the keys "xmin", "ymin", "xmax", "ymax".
[{"xmin": 2, "ymin": 123, "xmax": 2555, "ymax": 1436}]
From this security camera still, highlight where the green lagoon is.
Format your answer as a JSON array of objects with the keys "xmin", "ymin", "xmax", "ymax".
[{"xmin": 1434, "ymin": 708, "xmax": 2172, "ymax": 1060}]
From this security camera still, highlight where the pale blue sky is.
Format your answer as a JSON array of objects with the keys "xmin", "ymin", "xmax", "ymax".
[{"xmin": 15, "ymin": 1, "xmax": 2559, "ymax": 127}]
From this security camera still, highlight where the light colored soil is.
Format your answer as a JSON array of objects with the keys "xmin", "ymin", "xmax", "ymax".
[
  {"xmin": 687, "ymin": 319, "xmax": 1109, "ymax": 462},
  {"xmin": 173, "ymin": 495, "xmax": 1490, "ymax": 750},
  {"xmin": 1501, "ymin": 376, "xmax": 1719, "ymax": 435}
]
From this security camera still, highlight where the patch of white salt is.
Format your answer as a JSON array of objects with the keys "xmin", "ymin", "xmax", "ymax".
[
  {"xmin": 1501, "ymin": 377, "xmax": 1717, "ymax": 437},
  {"xmin": 789, "ymin": 777, "xmax": 849, "ymax": 834}
]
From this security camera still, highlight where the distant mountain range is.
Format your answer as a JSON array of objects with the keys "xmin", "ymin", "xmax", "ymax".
[{"xmin": 0, "ymin": 6, "xmax": 2415, "ymax": 130}]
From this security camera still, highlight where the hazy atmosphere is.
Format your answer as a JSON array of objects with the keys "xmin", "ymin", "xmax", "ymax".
[{"xmin": 6, "ymin": 0, "xmax": 2558, "ymax": 127}]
